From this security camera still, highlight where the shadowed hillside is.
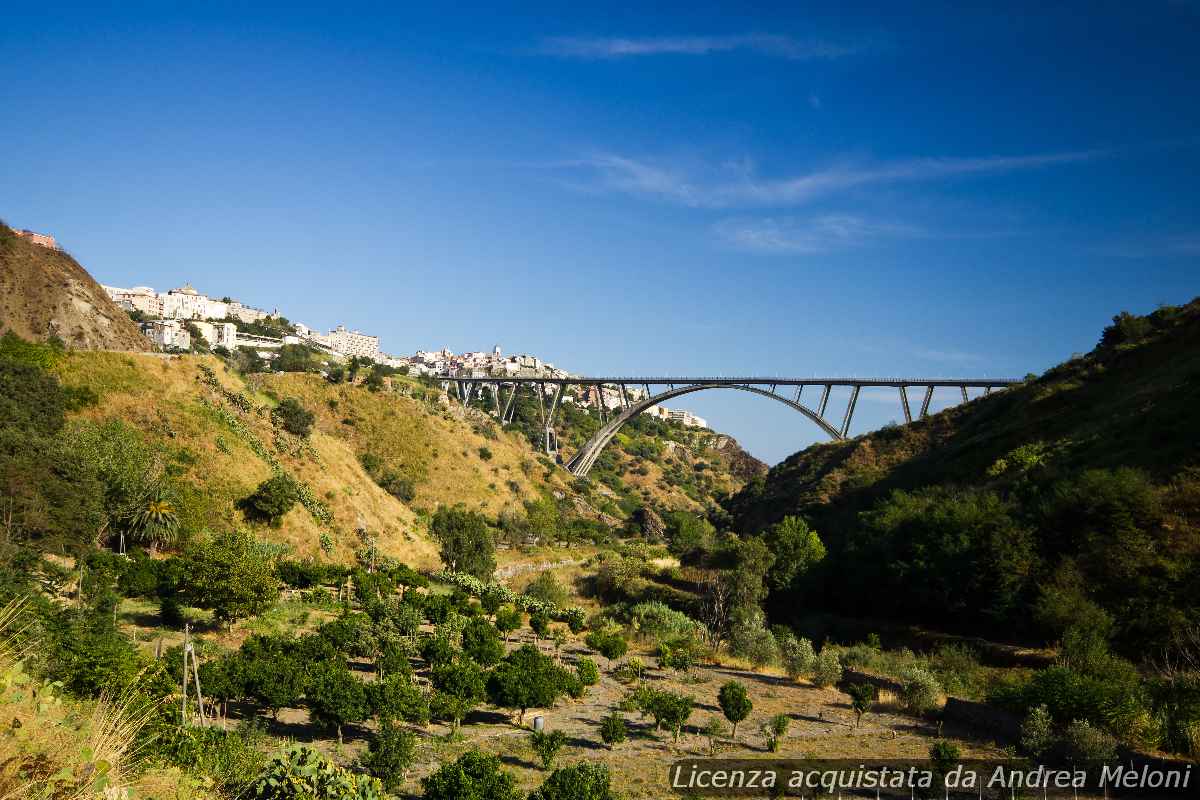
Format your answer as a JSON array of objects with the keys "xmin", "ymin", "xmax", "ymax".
[
  {"xmin": 725, "ymin": 299, "xmax": 1200, "ymax": 654},
  {"xmin": 727, "ymin": 298, "xmax": 1200, "ymax": 534}
]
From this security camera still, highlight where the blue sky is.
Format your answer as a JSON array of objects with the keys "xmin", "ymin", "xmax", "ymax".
[{"xmin": 2, "ymin": 2, "xmax": 1197, "ymax": 463}]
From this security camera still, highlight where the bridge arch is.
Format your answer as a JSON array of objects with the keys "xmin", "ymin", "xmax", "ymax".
[{"xmin": 565, "ymin": 383, "xmax": 843, "ymax": 476}]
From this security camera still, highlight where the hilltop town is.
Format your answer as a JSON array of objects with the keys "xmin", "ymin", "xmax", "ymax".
[{"xmin": 101, "ymin": 278, "xmax": 709, "ymax": 428}]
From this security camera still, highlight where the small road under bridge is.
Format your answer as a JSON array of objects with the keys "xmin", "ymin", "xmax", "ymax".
[{"xmin": 442, "ymin": 375, "xmax": 1020, "ymax": 476}]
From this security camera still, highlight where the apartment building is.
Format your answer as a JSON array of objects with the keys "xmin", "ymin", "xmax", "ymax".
[{"xmin": 328, "ymin": 325, "xmax": 380, "ymax": 359}]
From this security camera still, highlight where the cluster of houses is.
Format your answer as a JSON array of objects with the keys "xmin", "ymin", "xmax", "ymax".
[
  {"xmin": 100, "ymin": 281, "xmax": 708, "ymax": 428},
  {"xmin": 101, "ymin": 282, "xmax": 379, "ymax": 361},
  {"xmin": 426, "ymin": 346, "xmax": 707, "ymax": 427}
]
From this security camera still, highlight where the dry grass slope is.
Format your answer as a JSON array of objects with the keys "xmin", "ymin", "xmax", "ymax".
[
  {"xmin": 55, "ymin": 352, "xmax": 441, "ymax": 566},
  {"xmin": 0, "ymin": 223, "xmax": 150, "ymax": 352}
]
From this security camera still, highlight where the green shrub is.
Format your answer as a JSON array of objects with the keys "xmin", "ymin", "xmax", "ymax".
[
  {"xmin": 899, "ymin": 665, "xmax": 942, "ymax": 714},
  {"xmin": 530, "ymin": 729, "xmax": 566, "ymax": 770},
  {"xmin": 728, "ymin": 607, "xmax": 778, "ymax": 669},
  {"xmin": 929, "ymin": 739, "xmax": 961, "ymax": 775},
  {"xmin": 524, "ymin": 571, "xmax": 569, "ymax": 607},
  {"xmin": 778, "ymin": 632, "xmax": 816, "ymax": 680},
  {"xmin": 763, "ymin": 713, "xmax": 789, "ymax": 752},
  {"xmin": 242, "ymin": 473, "xmax": 300, "ymax": 527},
  {"xmin": 528, "ymin": 762, "xmax": 619, "ymax": 800},
  {"xmin": 811, "ymin": 649, "xmax": 842, "ymax": 688},
  {"xmin": 153, "ymin": 720, "xmax": 268, "ymax": 797},
  {"xmin": 421, "ymin": 751, "xmax": 520, "ymax": 800},
  {"xmin": 612, "ymin": 657, "xmax": 645, "ymax": 684},
  {"xmin": 626, "ymin": 601, "xmax": 701, "ymax": 640},
  {"xmin": 600, "ymin": 711, "xmax": 627, "ymax": 748},
  {"xmin": 656, "ymin": 636, "xmax": 701, "ymax": 672},
  {"xmin": 360, "ymin": 718, "xmax": 416, "ymax": 792},
  {"xmin": 1062, "ymin": 719, "xmax": 1117, "ymax": 761},
  {"xmin": 1020, "ymin": 704, "xmax": 1055, "ymax": 758},
  {"xmin": 271, "ymin": 397, "xmax": 315, "ymax": 438},
  {"xmin": 585, "ymin": 630, "xmax": 628, "ymax": 660},
  {"xmin": 576, "ymin": 657, "xmax": 600, "ymax": 686}
]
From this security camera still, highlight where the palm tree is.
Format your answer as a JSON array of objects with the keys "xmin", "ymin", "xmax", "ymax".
[{"xmin": 126, "ymin": 486, "xmax": 180, "ymax": 554}]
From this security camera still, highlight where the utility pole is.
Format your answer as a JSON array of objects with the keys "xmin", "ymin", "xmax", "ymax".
[{"xmin": 180, "ymin": 623, "xmax": 207, "ymax": 727}]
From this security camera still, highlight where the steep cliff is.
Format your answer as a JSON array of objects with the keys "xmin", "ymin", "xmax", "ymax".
[{"xmin": 0, "ymin": 222, "xmax": 150, "ymax": 351}]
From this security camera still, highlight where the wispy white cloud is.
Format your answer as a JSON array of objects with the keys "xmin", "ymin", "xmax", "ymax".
[
  {"xmin": 558, "ymin": 149, "xmax": 1105, "ymax": 209},
  {"xmin": 537, "ymin": 34, "xmax": 864, "ymax": 60},
  {"xmin": 715, "ymin": 214, "xmax": 921, "ymax": 254}
]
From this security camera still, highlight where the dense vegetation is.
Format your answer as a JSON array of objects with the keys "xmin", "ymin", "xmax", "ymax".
[
  {"xmin": 727, "ymin": 302, "xmax": 1200, "ymax": 645},
  {"xmin": 719, "ymin": 300, "xmax": 1200, "ymax": 756},
  {"xmin": 2, "ymin": 298, "xmax": 1199, "ymax": 797}
]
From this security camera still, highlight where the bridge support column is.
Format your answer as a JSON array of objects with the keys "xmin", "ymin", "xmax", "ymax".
[
  {"xmin": 501, "ymin": 383, "xmax": 518, "ymax": 424},
  {"xmin": 899, "ymin": 386, "xmax": 912, "ymax": 424},
  {"xmin": 960, "ymin": 386, "xmax": 969, "ymax": 403},
  {"xmin": 920, "ymin": 386, "xmax": 934, "ymax": 419},
  {"xmin": 544, "ymin": 384, "xmax": 564, "ymax": 456},
  {"xmin": 840, "ymin": 386, "xmax": 860, "ymax": 438},
  {"xmin": 818, "ymin": 385, "xmax": 831, "ymax": 417}
]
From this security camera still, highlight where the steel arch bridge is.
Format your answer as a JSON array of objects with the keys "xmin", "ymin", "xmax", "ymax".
[{"xmin": 442, "ymin": 375, "xmax": 1020, "ymax": 476}]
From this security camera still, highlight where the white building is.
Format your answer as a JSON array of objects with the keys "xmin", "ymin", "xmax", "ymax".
[
  {"xmin": 190, "ymin": 321, "xmax": 237, "ymax": 350},
  {"xmin": 328, "ymin": 325, "xmax": 380, "ymax": 359},
  {"xmin": 642, "ymin": 405, "xmax": 708, "ymax": 428},
  {"xmin": 157, "ymin": 284, "xmax": 223, "ymax": 320},
  {"xmin": 140, "ymin": 320, "xmax": 191, "ymax": 350},
  {"xmin": 227, "ymin": 300, "xmax": 269, "ymax": 324}
]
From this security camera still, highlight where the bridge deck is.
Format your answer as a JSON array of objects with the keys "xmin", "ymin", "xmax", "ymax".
[{"xmin": 444, "ymin": 375, "xmax": 1021, "ymax": 387}]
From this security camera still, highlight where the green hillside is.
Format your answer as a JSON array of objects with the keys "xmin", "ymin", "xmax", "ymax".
[{"xmin": 725, "ymin": 299, "xmax": 1200, "ymax": 656}]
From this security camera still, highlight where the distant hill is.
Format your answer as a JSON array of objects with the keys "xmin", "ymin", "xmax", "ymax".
[
  {"xmin": 726, "ymin": 298, "xmax": 1200, "ymax": 534},
  {"xmin": 725, "ymin": 298, "xmax": 1200, "ymax": 653},
  {"xmin": 0, "ymin": 222, "xmax": 150, "ymax": 351}
]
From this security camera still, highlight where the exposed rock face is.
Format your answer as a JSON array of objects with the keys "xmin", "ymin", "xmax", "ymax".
[
  {"xmin": 0, "ymin": 223, "xmax": 150, "ymax": 351},
  {"xmin": 703, "ymin": 433, "xmax": 768, "ymax": 482}
]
